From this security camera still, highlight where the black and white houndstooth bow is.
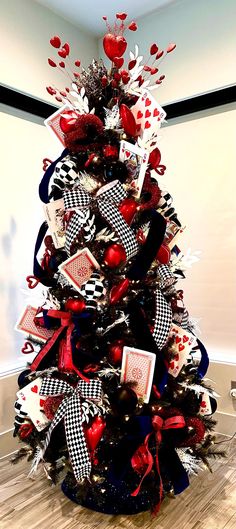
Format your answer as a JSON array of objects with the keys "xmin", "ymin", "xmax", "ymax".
[
  {"xmin": 39, "ymin": 378, "xmax": 103, "ymax": 481},
  {"xmin": 152, "ymin": 289, "xmax": 173, "ymax": 348},
  {"xmin": 63, "ymin": 180, "xmax": 139, "ymax": 259}
]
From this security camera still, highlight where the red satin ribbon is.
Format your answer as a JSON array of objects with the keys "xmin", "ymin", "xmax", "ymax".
[
  {"xmin": 131, "ymin": 414, "xmax": 185, "ymax": 513},
  {"xmin": 30, "ymin": 309, "xmax": 89, "ymax": 381}
]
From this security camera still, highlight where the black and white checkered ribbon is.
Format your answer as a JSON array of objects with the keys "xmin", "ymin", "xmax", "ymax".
[
  {"xmin": 39, "ymin": 378, "xmax": 103, "ymax": 481},
  {"xmin": 158, "ymin": 264, "xmax": 176, "ymax": 291},
  {"xmin": 152, "ymin": 289, "xmax": 173, "ymax": 348},
  {"xmin": 63, "ymin": 180, "xmax": 139, "ymax": 258}
]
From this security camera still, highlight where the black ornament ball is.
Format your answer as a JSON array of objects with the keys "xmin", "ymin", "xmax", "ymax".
[
  {"xmin": 104, "ymin": 161, "xmax": 128, "ymax": 184},
  {"xmin": 110, "ymin": 385, "xmax": 138, "ymax": 415},
  {"xmin": 18, "ymin": 369, "xmax": 31, "ymax": 388},
  {"xmin": 49, "ymin": 250, "xmax": 67, "ymax": 272}
]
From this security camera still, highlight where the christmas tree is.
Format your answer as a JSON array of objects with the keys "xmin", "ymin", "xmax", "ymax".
[{"xmin": 12, "ymin": 13, "xmax": 223, "ymax": 516}]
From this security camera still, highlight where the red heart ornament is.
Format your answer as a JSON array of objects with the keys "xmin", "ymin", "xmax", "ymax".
[
  {"xmin": 145, "ymin": 121, "xmax": 151, "ymax": 129},
  {"xmin": 50, "ymin": 36, "xmax": 61, "ymax": 48},
  {"xmin": 119, "ymin": 198, "xmax": 138, "ymax": 224},
  {"xmin": 110, "ymin": 278, "xmax": 130, "ymax": 305},
  {"xmin": 58, "ymin": 48, "xmax": 67, "ymax": 58},
  {"xmin": 84, "ymin": 416, "xmax": 106, "ymax": 453},
  {"xmin": 103, "ymin": 33, "xmax": 127, "ymax": 61},
  {"xmin": 119, "ymin": 104, "xmax": 137, "ymax": 136},
  {"xmin": 113, "ymin": 56, "xmax": 124, "ymax": 68},
  {"xmin": 128, "ymin": 22, "xmax": 137, "ymax": 31},
  {"xmin": 145, "ymin": 109, "xmax": 151, "ymax": 118},
  {"xmin": 31, "ymin": 385, "xmax": 38, "ymax": 393},
  {"xmin": 21, "ymin": 341, "xmax": 34, "ymax": 354},
  {"xmin": 150, "ymin": 43, "xmax": 158, "ymax": 55},
  {"xmin": 179, "ymin": 344, "xmax": 185, "ymax": 352},
  {"xmin": 26, "ymin": 275, "xmax": 40, "ymax": 289},
  {"xmin": 149, "ymin": 147, "xmax": 161, "ymax": 169},
  {"xmin": 62, "ymin": 42, "xmax": 70, "ymax": 55},
  {"xmin": 116, "ymin": 12, "xmax": 127, "ymax": 20},
  {"xmin": 59, "ymin": 61, "xmax": 65, "ymax": 68},
  {"xmin": 145, "ymin": 98, "xmax": 151, "ymax": 107}
]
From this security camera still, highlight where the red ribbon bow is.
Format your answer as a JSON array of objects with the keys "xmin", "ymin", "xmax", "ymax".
[
  {"xmin": 30, "ymin": 309, "xmax": 88, "ymax": 381},
  {"xmin": 131, "ymin": 413, "xmax": 185, "ymax": 514}
]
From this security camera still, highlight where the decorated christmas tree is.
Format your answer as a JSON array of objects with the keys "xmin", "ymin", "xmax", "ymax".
[{"xmin": 12, "ymin": 13, "xmax": 223, "ymax": 516}]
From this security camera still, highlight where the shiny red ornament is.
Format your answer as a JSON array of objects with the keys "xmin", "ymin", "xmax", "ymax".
[
  {"xmin": 108, "ymin": 339, "xmax": 125, "ymax": 365},
  {"xmin": 59, "ymin": 110, "xmax": 79, "ymax": 133},
  {"xmin": 119, "ymin": 197, "xmax": 138, "ymax": 224},
  {"xmin": 150, "ymin": 43, "xmax": 158, "ymax": 55},
  {"xmin": 75, "ymin": 59, "xmax": 81, "ymax": 67},
  {"xmin": 116, "ymin": 12, "xmax": 127, "ymax": 20},
  {"xmin": 103, "ymin": 243, "xmax": 126, "ymax": 268},
  {"xmin": 65, "ymin": 298, "xmax": 86, "ymax": 313},
  {"xmin": 110, "ymin": 278, "xmax": 130, "ymax": 305},
  {"xmin": 84, "ymin": 415, "xmax": 106, "ymax": 453},
  {"xmin": 119, "ymin": 104, "xmax": 137, "ymax": 137},
  {"xmin": 103, "ymin": 33, "xmax": 127, "ymax": 61},
  {"xmin": 62, "ymin": 42, "xmax": 70, "ymax": 55},
  {"xmin": 156, "ymin": 243, "xmax": 171, "ymax": 264},
  {"xmin": 50, "ymin": 36, "xmax": 61, "ymax": 48}
]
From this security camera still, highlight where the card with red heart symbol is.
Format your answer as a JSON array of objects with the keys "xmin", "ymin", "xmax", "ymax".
[
  {"xmin": 59, "ymin": 247, "xmax": 100, "ymax": 291},
  {"xmin": 16, "ymin": 377, "xmax": 50, "ymax": 431},
  {"xmin": 168, "ymin": 324, "xmax": 197, "ymax": 377},
  {"xmin": 44, "ymin": 103, "xmax": 72, "ymax": 146},
  {"xmin": 15, "ymin": 305, "xmax": 55, "ymax": 344},
  {"xmin": 43, "ymin": 198, "xmax": 65, "ymax": 249},
  {"xmin": 199, "ymin": 392, "xmax": 212, "ymax": 416},
  {"xmin": 121, "ymin": 346, "xmax": 156, "ymax": 403},
  {"xmin": 131, "ymin": 91, "xmax": 166, "ymax": 141},
  {"xmin": 119, "ymin": 140, "xmax": 148, "ymax": 197}
]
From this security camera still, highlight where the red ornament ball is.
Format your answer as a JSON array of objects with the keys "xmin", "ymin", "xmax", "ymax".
[
  {"xmin": 119, "ymin": 197, "xmax": 138, "ymax": 224},
  {"xmin": 65, "ymin": 298, "xmax": 86, "ymax": 313},
  {"xmin": 103, "ymin": 244, "xmax": 126, "ymax": 268},
  {"xmin": 59, "ymin": 110, "xmax": 79, "ymax": 133},
  {"xmin": 108, "ymin": 339, "xmax": 125, "ymax": 365}
]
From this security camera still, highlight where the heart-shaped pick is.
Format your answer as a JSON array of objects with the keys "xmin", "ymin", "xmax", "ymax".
[
  {"xmin": 26, "ymin": 275, "xmax": 40, "ymax": 289},
  {"xmin": 50, "ymin": 36, "xmax": 61, "ymax": 48},
  {"xmin": 84, "ymin": 415, "xmax": 106, "ymax": 453},
  {"xmin": 62, "ymin": 42, "xmax": 70, "ymax": 55},
  {"xmin": 58, "ymin": 48, "xmax": 67, "ymax": 58},
  {"xmin": 21, "ymin": 341, "xmax": 34, "ymax": 354},
  {"xmin": 103, "ymin": 33, "xmax": 127, "ymax": 61},
  {"xmin": 110, "ymin": 278, "xmax": 130, "ymax": 305},
  {"xmin": 116, "ymin": 12, "xmax": 127, "ymax": 20},
  {"xmin": 113, "ymin": 56, "xmax": 124, "ymax": 69}
]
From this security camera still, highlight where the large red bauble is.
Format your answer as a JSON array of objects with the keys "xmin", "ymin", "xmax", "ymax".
[
  {"xmin": 103, "ymin": 33, "xmax": 127, "ymax": 61},
  {"xmin": 59, "ymin": 110, "xmax": 79, "ymax": 133},
  {"xmin": 84, "ymin": 415, "xmax": 106, "ymax": 453},
  {"xmin": 108, "ymin": 339, "xmax": 125, "ymax": 365},
  {"xmin": 156, "ymin": 243, "xmax": 171, "ymax": 264},
  {"xmin": 110, "ymin": 278, "xmax": 130, "ymax": 305},
  {"xmin": 65, "ymin": 298, "xmax": 86, "ymax": 313},
  {"xmin": 119, "ymin": 104, "xmax": 137, "ymax": 137},
  {"xmin": 119, "ymin": 197, "xmax": 138, "ymax": 224},
  {"xmin": 103, "ymin": 244, "xmax": 126, "ymax": 268}
]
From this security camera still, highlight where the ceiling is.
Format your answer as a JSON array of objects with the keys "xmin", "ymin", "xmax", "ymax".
[{"xmin": 35, "ymin": 0, "xmax": 176, "ymax": 36}]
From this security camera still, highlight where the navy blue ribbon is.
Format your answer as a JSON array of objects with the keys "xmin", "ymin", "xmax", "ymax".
[
  {"xmin": 196, "ymin": 338, "xmax": 209, "ymax": 379},
  {"xmin": 39, "ymin": 148, "xmax": 68, "ymax": 204}
]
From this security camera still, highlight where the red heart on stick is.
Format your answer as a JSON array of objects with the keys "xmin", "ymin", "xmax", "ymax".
[
  {"xmin": 26, "ymin": 275, "xmax": 40, "ymax": 289},
  {"xmin": 50, "ymin": 36, "xmax": 61, "ymax": 48},
  {"xmin": 116, "ymin": 12, "xmax": 127, "ymax": 20},
  {"xmin": 21, "ymin": 341, "xmax": 34, "ymax": 354},
  {"xmin": 113, "ymin": 56, "xmax": 124, "ymax": 68},
  {"xmin": 58, "ymin": 48, "xmax": 67, "ymax": 58},
  {"xmin": 103, "ymin": 33, "xmax": 127, "ymax": 61}
]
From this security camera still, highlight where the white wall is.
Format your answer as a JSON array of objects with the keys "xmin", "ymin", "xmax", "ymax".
[
  {"xmin": 99, "ymin": 0, "xmax": 236, "ymax": 105},
  {"xmin": 0, "ymin": 0, "xmax": 98, "ymax": 102}
]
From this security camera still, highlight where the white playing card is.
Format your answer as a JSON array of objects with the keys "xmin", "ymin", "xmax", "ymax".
[
  {"xmin": 199, "ymin": 392, "xmax": 212, "ymax": 416},
  {"xmin": 121, "ymin": 346, "xmax": 156, "ymax": 403},
  {"xmin": 16, "ymin": 377, "xmax": 50, "ymax": 431},
  {"xmin": 43, "ymin": 198, "xmax": 65, "ymax": 249},
  {"xmin": 119, "ymin": 140, "xmax": 148, "ymax": 197},
  {"xmin": 168, "ymin": 324, "xmax": 197, "ymax": 378},
  {"xmin": 44, "ymin": 103, "xmax": 72, "ymax": 146},
  {"xmin": 131, "ymin": 91, "xmax": 166, "ymax": 141},
  {"xmin": 58, "ymin": 247, "xmax": 100, "ymax": 291}
]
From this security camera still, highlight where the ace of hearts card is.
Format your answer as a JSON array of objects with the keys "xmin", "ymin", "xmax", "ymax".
[
  {"xmin": 121, "ymin": 346, "xmax": 156, "ymax": 403},
  {"xmin": 131, "ymin": 91, "xmax": 166, "ymax": 141},
  {"xmin": 119, "ymin": 140, "xmax": 148, "ymax": 197},
  {"xmin": 44, "ymin": 103, "xmax": 72, "ymax": 146}
]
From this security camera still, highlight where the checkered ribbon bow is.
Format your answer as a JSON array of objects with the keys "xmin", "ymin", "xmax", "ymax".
[
  {"xmin": 152, "ymin": 289, "xmax": 173, "ymax": 348},
  {"xmin": 39, "ymin": 378, "xmax": 103, "ymax": 481},
  {"xmin": 63, "ymin": 179, "xmax": 139, "ymax": 258}
]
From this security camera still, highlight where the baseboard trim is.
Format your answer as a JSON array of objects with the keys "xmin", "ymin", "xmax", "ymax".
[
  {"xmin": 214, "ymin": 411, "xmax": 236, "ymax": 437},
  {"xmin": 0, "ymin": 428, "xmax": 20, "ymax": 459}
]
